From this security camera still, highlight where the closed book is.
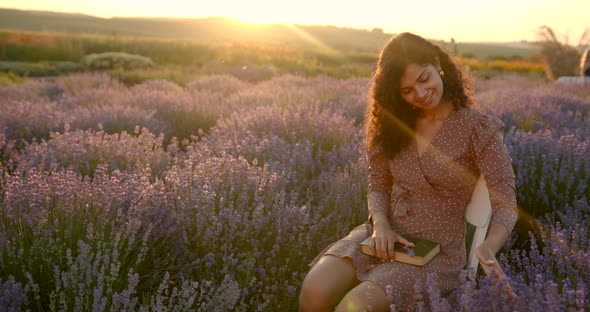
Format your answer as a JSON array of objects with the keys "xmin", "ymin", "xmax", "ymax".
[{"xmin": 361, "ymin": 236, "xmax": 440, "ymax": 266}]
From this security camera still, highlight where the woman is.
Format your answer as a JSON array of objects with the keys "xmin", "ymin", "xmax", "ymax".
[{"xmin": 299, "ymin": 33, "xmax": 518, "ymax": 311}]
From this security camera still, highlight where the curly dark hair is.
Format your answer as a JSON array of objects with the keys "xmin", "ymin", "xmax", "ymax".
[{"xmin": 365, "ymin": 32, "xmax": 474, "ymax": 159}]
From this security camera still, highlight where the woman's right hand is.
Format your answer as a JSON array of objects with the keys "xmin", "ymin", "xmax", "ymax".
[{"xmin": 370, "ymin": 225, "xmax": 414, "ymax": 261}]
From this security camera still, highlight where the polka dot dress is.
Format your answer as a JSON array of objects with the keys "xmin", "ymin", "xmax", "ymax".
[{"xmin": 309, "ymin": 107, "xmax": 518, "ymax": 311}]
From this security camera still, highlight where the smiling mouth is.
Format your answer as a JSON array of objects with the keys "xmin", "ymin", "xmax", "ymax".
[{"xmin": 422, "ymin": 92, "xmax": 433, "ymax": 104}]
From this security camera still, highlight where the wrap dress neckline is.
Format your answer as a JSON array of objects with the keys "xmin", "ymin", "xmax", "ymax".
[
  {"xmin": 411, "ymin": 108, "xmax": 458, "ymax": 192},
  {"xmin": 414, "ymin": 108, "xmax": 457, "ymax": 160}
]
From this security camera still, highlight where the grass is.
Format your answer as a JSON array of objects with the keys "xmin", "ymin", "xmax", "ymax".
[
  {"xmin": 0, "ymin": 60, "xmax": 82, "ymax": 77},
  {"xmin": 0, "ymin": 29, "xmax": 546, "ymax": 82},
  {"xmin": 0, "ymin": 71, "xmax": 25, "ymax": 86}
]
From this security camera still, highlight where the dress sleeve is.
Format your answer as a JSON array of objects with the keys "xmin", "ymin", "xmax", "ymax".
[
  {"xmin": 367, "ymin": 144, "xmax": 392, "ymax": 225},
  {"xmin": 470, "ymin": 114, "xmax": 518, "ymax": 236}
]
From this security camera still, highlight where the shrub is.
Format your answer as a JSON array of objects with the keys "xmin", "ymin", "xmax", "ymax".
[
  {"xmin": 0, "ymin": 61, "xmax": 82, "ymax": 77},
  {"xmin": 66, "ymin": 103, "xmax": 168, "ymax": 136},
  {"xmin": 127, "ymin": 83, "xmax": 222, "ymax": 140},
  {"xmin": 0, "ymin": 72, "xmax": 25, "ymax": 86},
  {"xmin": 200, "ymin": 60, "xmax": 278, "ymax": 82},
  {"xmin": 186, "ymin": 74, "xmax": 250, "ymax": 95},
  {"xmin": 17, "ymin": 127, "xmax": 170, "ymax": 179},
  {"xmin": 0, "ymin": 73, "xmax": 589, "ymax": 310},
  {"xmin": 580, "ymin": 47, "xmax": 590, "ymax": 76},
  {"xmin": 506, "ymin": 129, "xmax": 589, "ymax": 219},
  {"xmin": 536, "ymin": 26, "xmax": 589, "ymax": 80},
  {"xmin": 0, "ymin": 167, "xmax": 179, "ymax": 310},
  {"xmin": 80, "ymin": 52, "xmax": 155, "ymax": 70},
  {"xmin": 109, "ymin": 65, "xmax": 200, "ymax": 86},
  {"xmin": 55, "ymin": 72, "xmax": 125, "ymax": 98},
  {"xmin": 0, "ymin": 98, "xmax": 64, "ymax": 145}
]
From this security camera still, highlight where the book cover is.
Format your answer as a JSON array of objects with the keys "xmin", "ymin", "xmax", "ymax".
[{"xmin": 361, "ymin": 236, "xmax": 440, "ymax": 266}]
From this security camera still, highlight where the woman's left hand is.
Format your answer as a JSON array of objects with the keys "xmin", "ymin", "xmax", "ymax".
[
  {"xmin": 475, "ymin": 241, "xmax": 517, "ymax": 300},
  {"xmin": 475, "ymin": 241, "xmax": 505, "ymax": 279}
]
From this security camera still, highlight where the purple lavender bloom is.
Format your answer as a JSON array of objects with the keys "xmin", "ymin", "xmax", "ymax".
[
  {"xmin": 0, "ymin": 72, "xmax": 589, "ymax": 310},
  {"xmin": 404, "ymin": 245, "xmax": 416, "ymax": 257}
]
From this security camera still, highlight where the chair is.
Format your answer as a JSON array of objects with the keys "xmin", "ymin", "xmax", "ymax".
[{"xmin": 464, "ymin": 174, "xmax": 492, "ymax": 281}]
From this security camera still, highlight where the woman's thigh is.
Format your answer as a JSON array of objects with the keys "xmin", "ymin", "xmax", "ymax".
[{"xmin": 300, "ymin": 255, "xmax": 360, "ymax": 309}]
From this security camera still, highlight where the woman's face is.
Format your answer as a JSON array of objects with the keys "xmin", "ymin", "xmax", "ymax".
[{"xmin": 399, "ymin": 63, "xmax": 444, "ymax": 111}]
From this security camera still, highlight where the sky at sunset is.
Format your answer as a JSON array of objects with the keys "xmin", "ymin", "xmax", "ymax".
[{"xmin": 0, "ymin": 0, "xmax": 588, "ymax": 43}]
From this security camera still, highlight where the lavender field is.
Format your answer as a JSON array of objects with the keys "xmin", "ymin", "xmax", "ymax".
[{"xmin": 0, "ymin": 73, "xmax": 588, "ymax": 311}]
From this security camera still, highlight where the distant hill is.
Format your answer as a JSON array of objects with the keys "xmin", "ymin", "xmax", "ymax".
[{"xmin": 0, "ymin": 8, "xmax": 538, "ymax": 59}]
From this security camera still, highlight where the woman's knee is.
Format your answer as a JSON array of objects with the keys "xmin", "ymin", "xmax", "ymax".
[
  {"xmin": 299, "ymin": 255, "xmax": 358, "ymax": 312},
  {"xmin": 299, "ymin": 277, "xmax": 334, "ymax": 311}
]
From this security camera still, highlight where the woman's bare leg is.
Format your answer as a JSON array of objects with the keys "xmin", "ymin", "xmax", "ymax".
[
  {"xmin": 299, "ymin": 255, "xmax": 360, "ymax": 312},
  {"xmin": 335, "ymin": 281, "xmax": 389, "ymax": 312}
]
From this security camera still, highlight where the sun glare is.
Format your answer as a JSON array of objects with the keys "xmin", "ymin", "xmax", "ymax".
[
  {"xmin": 225, "ymin": 12, "xmax": 278, "ymax": 25},
  {"xmin": 211, "ymin": 1, "xmax": 294, "ymax": 25},
  {"xmin": 1, "ymin": 0, "xmax": 589, "ymax": 42}
]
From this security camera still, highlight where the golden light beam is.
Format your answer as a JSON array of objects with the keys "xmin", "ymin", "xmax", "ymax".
[{"xmin": 283, "ymin": 23, "xmax": 339, "ymax": 54}]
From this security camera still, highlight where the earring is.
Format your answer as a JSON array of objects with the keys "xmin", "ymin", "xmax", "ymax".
[{"xmin": 439, "ymin": 69, "xmax": 445, "ymax": 76}]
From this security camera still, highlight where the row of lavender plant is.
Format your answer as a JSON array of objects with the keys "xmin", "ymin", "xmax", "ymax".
[
  {"xmin": 477, "ymin": 86, "xmax": 590, "ymax": 221},
  {"xmin": 0, "ymin": 74, "xmax": 367, "ymax": 149},
  {"xmin": 0, "ymin": 73, "xmax": 368, "ymax": 311},
  {"xmin": 0, "ymin": 73, "xmax": 588, "ymax": 310}
]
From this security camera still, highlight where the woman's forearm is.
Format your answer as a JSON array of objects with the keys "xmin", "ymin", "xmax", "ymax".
[
  {"xmin": 483, "ymin": 223, "xmax": 510, "ymax": 254},
  {"xmin": 371, "ymin": 211, "xmax": 391, "ymax": 231}
]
